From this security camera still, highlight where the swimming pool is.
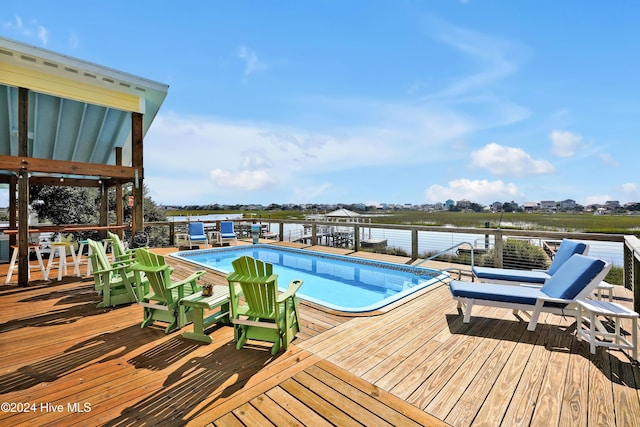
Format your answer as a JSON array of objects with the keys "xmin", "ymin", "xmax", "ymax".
[{"xmin": 170, "ymin": 245, "xmax": 449, "ymax": 312}]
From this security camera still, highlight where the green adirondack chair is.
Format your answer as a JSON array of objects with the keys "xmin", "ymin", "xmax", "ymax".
[
  {"xmin": 226, "ymin": 255, "xmax": 303, "ymax": 355},
  {"xmin": 107, "ymin": 231, "xmax": 137, "ymax": 262},
  {"xmin": 130, "ymin": 248, "xmax": 205, "ymax": 333},
  {"xmin": 87, "ymin": 238, "xmax": 138, "ymax": 308}
]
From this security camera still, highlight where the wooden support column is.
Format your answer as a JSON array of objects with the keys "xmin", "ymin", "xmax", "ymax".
[
  {"xmin": 411, "ymin": 228, "xmax": 419, "ymax": 260},
  {"xmin": 131, "ymin": 112, "xmax": 144, "ymax": 234},
  {"xmin": 353, "ymin": 224, "xmax": 360, "ymax": 252},
  {"xmin": 8, "ymin": 176, "xmax": 16, "ymax": 246},
  {"xmin": 17, "ymin": 87, "xmax": 29, "ymax": 286},
  {"xmin": 99, "ymin": 181, "xmax": 108, "ymax": 239},
  {"xmin": 115, "ymin": 148, "xmax": 124, "ymax": 238}
]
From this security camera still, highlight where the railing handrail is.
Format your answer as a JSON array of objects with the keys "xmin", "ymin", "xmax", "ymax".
[{"xmin": 414, "ymin": 241, "xmax": 476, "ymax": 268}]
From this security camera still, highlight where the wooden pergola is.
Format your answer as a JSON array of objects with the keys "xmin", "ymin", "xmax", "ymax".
[{"xmin": 0, "ymin": 36, "xmax": 168, "ymax": 286}]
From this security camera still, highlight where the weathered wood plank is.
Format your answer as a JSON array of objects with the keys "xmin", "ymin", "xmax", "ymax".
[
  {"xmin": 609, "ymin": 354, "xmax": 640, "ymax": 427},
  {"xmin": 279, "ymin": 377, "xmax": 360, "ymax": 426},
  {"xmin": 293, "ymin": 370, "xmax": 393, "ymax": 427},
  {"xmin": 471, "ymin": 323, "xmax": 550, "ymax": 426},
  {"xmin": 558, "ymin": 331, "xmax": 591, "ymax": 427},
  {"xmin": 309, "ymin": 360, "xmax": 446, "ymax": 426},
  {"xmin": 232, "ymin": 402, "xmax": 275, "ymax": 426},
  {"xmin": 587, "ymin": 343, "xmax": 616, "ymax": 426},
  {"xmin": 442, "ymin": 319, "xmax": 524, "ymax": 426},
  {"xmin": 424, "ymin": 316, "xmax": 527, "ymax": 420},
  {"xmin": 528, "ymin": 321, "xmax": 575, "ymax": 426},
  {"xmin": 263, "ymin": 386, "xmax": 333, "ymax": 427},
  {"xmin": 248, "ymin": 394, "xmax": 304, "ymax": 427}
]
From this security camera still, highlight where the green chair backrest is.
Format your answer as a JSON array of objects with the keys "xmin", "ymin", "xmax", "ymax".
[
  {"xmin": 108, "ymin": 231, "xmax": 129, "ymax": 261},
  {"xmin": 87, "ymin": 238, "xmax": 112, "ymax": 271},
  {"xmin": 132, "ymin": 248, "xmax": 175, "ymax": 305},
  {"xmin": 229, "ymin": 256, "xmax": 279, "ymax": 319}
]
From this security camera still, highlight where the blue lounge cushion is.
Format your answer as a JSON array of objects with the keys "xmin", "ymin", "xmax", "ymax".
[
  {"xmin": 540, "ymin": 254, "xmax": 605, "ymax": 299},
  {"xmin": 452, "ymin": 254, "xmax": 605, "ymax": 309},
  {"xmin": 220, "ymin": 221, "xmax": 235, "ymax": 234},
  {"xmin": 189, "ymin": 223, "xmax": 206, "ymax": 235},
  {"xmin": 472, "ymin": 266, "xmax": 549, "ymax": 284},
  {"xmin": 547, "ymin": 239, "xmax": 588, "ymax": 275},
  {"xmin": 472, "ymin": 239, "xmax": 588, "ymax": 284},
  {"xmin": 449, "ymin": 281, "xmax": 542, "ymax": 305}
]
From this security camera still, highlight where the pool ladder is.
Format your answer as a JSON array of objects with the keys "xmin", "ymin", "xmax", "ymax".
[{"xmin": 412, "ymin": 241, "xmax": 475, "ymax": 280}]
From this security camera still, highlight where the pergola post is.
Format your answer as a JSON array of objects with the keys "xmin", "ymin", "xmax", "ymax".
[
  {"xmin": 17, "ymin": 87, "xmax": 29, "ymax": 286},
  {"xmin": 8, "ymin": 176, "xmax": 16, "ymax": 246},
  {"xmin": 131, "ymin": 112, "xmax": 144, "ymax": 235},
  {"xmin": 99, "ymin": 181, "xmax": 109, "ymax": 239},
  {"xmin": 115, "ymin": 148, "xmax": 124, "ymax": 239}
]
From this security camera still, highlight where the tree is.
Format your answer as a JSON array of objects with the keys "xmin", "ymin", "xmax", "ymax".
[
  {"xmin": 469, "ymin": 202, "xmax": 484, "ymax": 212},
  {"xmin": 30, "ymin": 184, "xmax": 168, "ymax": 245},
  {"xmin": 30, "ymin": 186, "xmax": 99, "ymax": 225}
]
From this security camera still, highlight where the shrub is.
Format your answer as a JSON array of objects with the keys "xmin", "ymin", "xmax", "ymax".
[{"xmin": 480, "ymin": 239, "xmax": 548, "ymax": 270}]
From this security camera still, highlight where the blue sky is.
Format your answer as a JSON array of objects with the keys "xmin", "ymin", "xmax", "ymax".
[{"xmin": 3, "ymin": 1, "xmax": 640, "ymax": 207}]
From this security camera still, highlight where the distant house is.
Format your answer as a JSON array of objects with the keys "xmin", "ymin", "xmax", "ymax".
[
  {"xmin": 559, "ymin": 199, "xmax": 577, "ymax": 210},
  {"xmin": 490, "ymin": 201, "xmax": 503, "ymax": 212},
  {"xmin": 540, "ymin": 200, "xmax": 558, "ymax": 212},
  {"xmin": 456, "ymin": 199, "xmax": 471, "ymax": 209},
  {"xmin": 445, "ymin": 199, "xmax": 455, "ymax": 210},
  {"xmin": 605, "ymin": 201, "xmax": 621, "ymax": 210},
  {"xmin": 522, "ymin": 202, "xmax": 539, "ymax": 212}
]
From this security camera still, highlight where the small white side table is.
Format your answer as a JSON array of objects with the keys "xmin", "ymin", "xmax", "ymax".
[
  {"xmin": 576, "ymin": 299, "xmax": 638, "ymax": 361},
  {"xmin": 594, "ymin": 281, "xmax": 614, "ymax": 301}
]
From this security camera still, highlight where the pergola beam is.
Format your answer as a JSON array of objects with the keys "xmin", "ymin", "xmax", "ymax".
[{"xmin": 0, "ymin": 156, "xmax": 138, "ymax": 180}]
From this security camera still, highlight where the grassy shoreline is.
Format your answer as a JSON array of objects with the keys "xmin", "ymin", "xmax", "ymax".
[{"xmin": 166, "ymin": 210, "xmax": 640, "ymax": 235}]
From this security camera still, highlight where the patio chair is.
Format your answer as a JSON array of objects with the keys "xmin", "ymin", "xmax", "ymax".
[
  {"xmin": 216, "ymin": 221, "xmax": 237, "ymax": 246},
  {"xmin": 185, "ymin": 222, "xmax": 208, "ymax": 249},
  {"xmin": 226, "ymin": 255, "xmax": 303, "ymax": 354},
  {"xmin": 108, "ymin": 231, "xmax": 136, "ymax": 262},
  {"xmin": 130, "ymin": 248, "xmax": 204, "ymax": 333},
  {"xmin": 87, "ymin": 239, "xmax": 138, "ymax": 309},
  {"xmin": 450, "ymin": 254, "xmax": 610, "ymax": 331},
  {"xmin": 472, "ymin": 239, "xmax": 589, "ymax": 284}
]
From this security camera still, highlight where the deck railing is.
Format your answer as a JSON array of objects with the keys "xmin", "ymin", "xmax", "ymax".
[{"xmin": 140, "ymin": 218, "xmax": 637, "ymax": 313}]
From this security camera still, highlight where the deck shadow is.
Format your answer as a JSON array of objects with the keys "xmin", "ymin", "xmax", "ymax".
[
  {"xmin": 0, "ymin": 300, "xmax": 110, "ymax": 332},
  {"xmin": 0, "ymin": 324, "xmax": 161, "ymax": 394},
  {"xmin": 104, "ymin": 343, "xmax": 280, "ymax": 426},
  {"xmin": 445, "ymin": 313, "xmax": 640, "ymax": 388}
]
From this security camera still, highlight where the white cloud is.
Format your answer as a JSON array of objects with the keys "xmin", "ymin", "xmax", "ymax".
[
  {"xmin": 422, "ymin": 17, "xmax": 526, "ymax": 105},
  {"xmin": 425, "ymin": 178, "xmax": 523, "ymax": 204},
  {"xmin": 210, "ymin": 169, "xmax": 277, "ymax": 191},
  {"xmin": 621, "ymin": 182, "xmax": 638, "ymax": 193},
  {"xmin": 69, "ymin": 32, "xmax": 79, "ymax": 49},
  {"xmin": 549, "ymin": 130, "xmax": 582, "ymax": 157},
  {"xmin": 37, "ymin": 24, "xmax": 49, "ymax": 45},
  {"xmin": 471, "ymin": 143, "xmax": 555, "ymax": 176},
  {"xmin": 584, "ymin": 194, "xmax": 611, "ymax": 206},
  {"xmin": 598, "ymin": 153, "xmax": 619, "ymax": 167},
  {"xmin": 4, "ymin": 16, "xmax": 49, "ymax": 46},
  {"xmin": 238, "ymin": 46, "xmax": 266, "ymax": 76}
]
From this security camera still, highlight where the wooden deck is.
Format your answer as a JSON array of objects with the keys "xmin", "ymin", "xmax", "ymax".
[{"xmin": 0, "ymin": 245, "xmax": 638, "ymax": 426}]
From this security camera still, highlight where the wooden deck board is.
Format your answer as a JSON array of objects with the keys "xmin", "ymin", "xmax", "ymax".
[{"xmin": 0, "ymin": 248, "xmax": 638, "ymax": 426}]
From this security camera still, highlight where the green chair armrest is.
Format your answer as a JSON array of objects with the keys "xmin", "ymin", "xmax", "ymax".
[
  {"xmin": 167, "ymin": 270, "xmax": 206, "ymax": 290},
  {"xmin": 130, "ymin": 262, "xmax": 169, "ymax": 274},
  {"xmin": 277, "ymin": 279, "xmax": 303, "ymax": 302}
]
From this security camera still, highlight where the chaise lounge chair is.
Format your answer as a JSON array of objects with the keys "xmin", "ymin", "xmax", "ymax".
[
  {"xmin": 472, "ymin": 239, "xmax": 588, "ymax": 285},
  {"xmin": 190, "ymin": 222, "xmax": 210, "ymax": 248},
  {"xmin": 215, "ymin": 221, "xmax": 237, "ymax": 246},
  {"xmin": 450, "ymin": 254, "xmax": 610, "ymax": 331}
]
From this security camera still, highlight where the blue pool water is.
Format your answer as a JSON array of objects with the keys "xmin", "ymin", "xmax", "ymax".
[{"xmin": 170, "ymin": 245, "xmax": 449, "ymax": 312}]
